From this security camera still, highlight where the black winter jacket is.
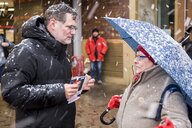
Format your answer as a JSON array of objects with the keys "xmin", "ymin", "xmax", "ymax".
[{"xmin": 1, "ymin": 16, "xmax": 75, "ymax": 128}]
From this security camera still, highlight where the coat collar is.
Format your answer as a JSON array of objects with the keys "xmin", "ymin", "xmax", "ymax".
[{"xmin": 132, "ymin": 65, "xmax": 169, "ymax": 86}]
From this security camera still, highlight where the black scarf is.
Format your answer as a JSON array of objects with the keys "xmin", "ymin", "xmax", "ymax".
[{"xmin": 93, "ymin": 36, "xmax": 98, "ymax": 59}]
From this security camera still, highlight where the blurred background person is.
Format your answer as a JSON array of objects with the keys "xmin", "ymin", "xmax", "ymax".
[
  {"xmin": 85, "ymin": 28, "xmax": 108, "ymax": 84},
  {"xmin": 0, "ymin": 34, "xmax": 14, "ymax": 77}
]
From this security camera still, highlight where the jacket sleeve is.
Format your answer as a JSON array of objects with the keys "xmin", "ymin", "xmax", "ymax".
[
  {"xmin": 1, "ymin": 45, "xmax": 67, "ymax": 110},
  {"xmin": 85, "ymin": 38, "xmax": 91, "ymax": 55},
  {"xmin": 101, "ymin": 38, "xmax": 108, "ymax": 55},
  {"xmin": 161, "ymin": 91, "xmax": 191, "ymax": 128},
  {"xmin": 7, "ymin": 42, "xmax": 15, "ymax": 49}
]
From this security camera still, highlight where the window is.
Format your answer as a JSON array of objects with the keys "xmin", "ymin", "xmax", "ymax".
[{"xmin": 157, "ymin": 0, "xmax": 175, "ymax": 37}]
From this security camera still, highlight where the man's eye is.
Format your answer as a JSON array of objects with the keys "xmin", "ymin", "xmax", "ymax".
[{"xmin": 67, "ymin": 26, "xmax": 77, "ymax": 30}]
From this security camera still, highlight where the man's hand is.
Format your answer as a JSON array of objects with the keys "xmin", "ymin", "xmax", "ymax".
[
  {"xmin": 1, "ymin": 42, "xmax": 9, "ymax": 47},
  {"xmin": 108, "ymin": 95, "xmax": 122, "ymax": 110},
  {"xmin": 64, "ymin": 82, "xmax": 79, "ymax": 99},
  {"xmin": 82, "ymin": 75, "xmax": 95, "ymax": 90},
  {"xmin": 155, "ymin": 117, "xmax": 174, "ymax": 128}
]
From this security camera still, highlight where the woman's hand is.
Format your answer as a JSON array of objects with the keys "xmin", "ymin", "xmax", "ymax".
[{"xmin": 155, "ymin": 117, "xmax": 174, "ymax": 128}]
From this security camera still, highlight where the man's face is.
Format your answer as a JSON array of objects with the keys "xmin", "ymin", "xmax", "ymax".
[
  {"xmin": 92, "ymin": 32, "xmax": 99, "ymax": 37},
  {"xmin": 134, "ymin": 51, "xmax": 154, "ymax": 74},
  {"xmin": 51, "ymin": 13, "xmax": 77, "ymax": 45}
]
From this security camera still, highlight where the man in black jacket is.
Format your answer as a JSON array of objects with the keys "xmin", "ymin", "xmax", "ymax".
[{"xmin": 1, "ymin": 2, "xmax": 95, "ymax": 128}]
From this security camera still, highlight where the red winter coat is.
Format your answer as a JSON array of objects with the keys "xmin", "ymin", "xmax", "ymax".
[{"xmin": 85, "ymin": 36, "xmax": 108, "ymax": 61}]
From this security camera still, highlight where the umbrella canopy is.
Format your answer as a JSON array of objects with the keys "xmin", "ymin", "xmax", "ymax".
[{"xmin": 105, "ymin": 17, "xmax": 192, "ymax": 104}]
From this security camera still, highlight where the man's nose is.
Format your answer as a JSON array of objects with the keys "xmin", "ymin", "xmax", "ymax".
[{"xmin": 70, "ymin": 29, "xmax": 76, "ymax": 35}]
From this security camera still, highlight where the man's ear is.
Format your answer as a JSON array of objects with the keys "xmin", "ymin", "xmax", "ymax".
[{"xmin": 48, "ymin": 18, "xmax": 57, "ymax": 30}]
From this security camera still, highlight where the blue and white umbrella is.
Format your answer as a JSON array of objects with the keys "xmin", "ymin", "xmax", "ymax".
[{"xmin": 105, "ymin": 17, "xmax": 192, "ymax": 104}]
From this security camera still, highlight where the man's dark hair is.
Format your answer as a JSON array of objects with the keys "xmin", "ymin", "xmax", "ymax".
[
  {"xmin": 44, "ymin": 2, "xmax": 77, "ymax": 26},
  {"xmin": 92, "ymin": 28, "xmax": 99, "ymax": 33}
]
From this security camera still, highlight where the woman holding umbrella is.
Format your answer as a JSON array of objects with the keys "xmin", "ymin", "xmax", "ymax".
[{"xmin": 106, "ymin": 45, "xmax": 191, "ymax": 128}]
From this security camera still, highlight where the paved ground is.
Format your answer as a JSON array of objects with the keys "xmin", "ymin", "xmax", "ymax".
[
  {"xmin": 0, "ymin": 83, "xmax": 126, "ymax": 128},
  {"xmin": 75, "ymin": 83, "xmax": 125, "ymax": 128},
  {"xmin": 0, "ymin": 92, "xmax": 15, "ymax": 128}
]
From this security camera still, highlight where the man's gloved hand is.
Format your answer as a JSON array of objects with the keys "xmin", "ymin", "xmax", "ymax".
[
  {"xmin": 107, "ymin": 95, "xmax": 121, "ymax": 110},
  {"xmin": 155, "ymin": 117, "xmax": 174, "ymax": 128}
]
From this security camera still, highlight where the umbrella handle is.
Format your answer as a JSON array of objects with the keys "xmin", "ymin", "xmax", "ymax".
[{"xmin": 100, "ymin": 108, "xmax": 116, "ymax": 125}]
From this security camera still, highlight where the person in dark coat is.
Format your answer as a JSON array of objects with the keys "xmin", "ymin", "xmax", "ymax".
[
  {"xmin": 181, "ymin": 26, "xmax": 192, "ymax": 59},
  {"xmin": 1, "ymin": 2, "xmax": 95, "ymax": 128},
  {"xmin": 0, "ymin": 34, "xmax": 14, "ymax": 77}
]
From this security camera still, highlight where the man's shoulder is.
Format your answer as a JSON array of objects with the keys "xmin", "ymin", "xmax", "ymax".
[
  {"xmin": 98, "ymin": 36, "xmax": 106, "ymax": 41},
  {"xmin": 16, "ymin": 38, "xmax": 41, "ymax": 50},
  {"xmin": 87, "ymin": 37, "xmax": 93, "ymax": 42},
  {"xmin": 98, "ymin": 36, "xmax": 104, "ymax": 39}
]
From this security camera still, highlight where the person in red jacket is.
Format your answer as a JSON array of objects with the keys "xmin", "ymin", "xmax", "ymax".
[{"xmin": 85, "ymin": 28, "xmax": 108, "ymax": 84}]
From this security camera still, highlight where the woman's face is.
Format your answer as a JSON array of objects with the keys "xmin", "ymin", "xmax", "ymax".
[{"xmin": 134, "ymin": 51, "xmax": 154, "ymax": 74}]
